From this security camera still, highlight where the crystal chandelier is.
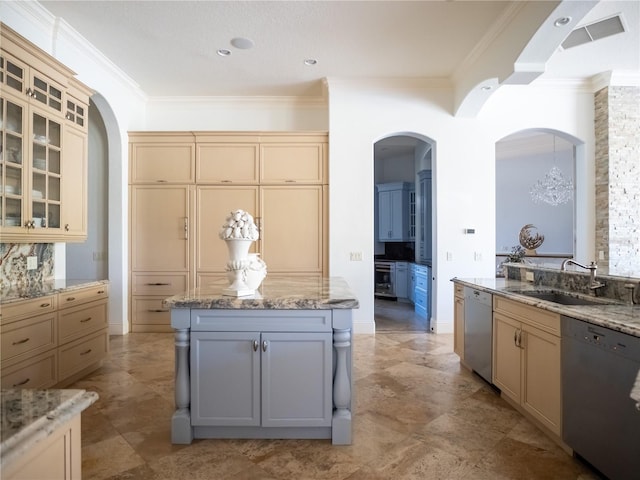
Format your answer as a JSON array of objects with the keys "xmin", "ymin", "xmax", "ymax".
[{"xmin": 529, "ymin": 136, "xmax": 574, "ymax": 206}]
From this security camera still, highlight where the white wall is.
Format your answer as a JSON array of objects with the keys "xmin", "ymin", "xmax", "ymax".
[{"xmin": 327, "ymin": 79, "xmax": 595, "ymax": 334}]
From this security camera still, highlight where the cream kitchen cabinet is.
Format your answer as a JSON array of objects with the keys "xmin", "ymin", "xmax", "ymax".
[
  {"xmin": 260, "ymin": 134, "xmax": 327, "ymax": 184},
  {"xmin": 453, "ymin": 283, "xmax": 465, "ymax": 360},
  {"xmin": 0, "ymin": 24, "xmax": 91, "ymax": 242},
  {"xmin": 129, "ymin": 132, "xmax": 328, "ymax": 332},
  {"xmin": 129, "ymin": 185, "xmax": 194, "ymax": 332},
  {"xmin": 129, "ymin": 132, "xmax": 196, "ymax": 184},
  {"xmin": 0, "ymin": 283, "xmax": 108, "ymax": 389},
  {"xmin": 196, "ymin": 133, "xmax": 260, "ymax": 184},
  {"xmin": 492, "ymin": 296, "xmax": 562, "ymax": 437}
]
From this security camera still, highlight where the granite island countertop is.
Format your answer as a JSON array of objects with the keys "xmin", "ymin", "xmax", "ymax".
[
  {"xmin": 0, "ymin": 389, "xmax": 98, "ymax": 468},
  {"xmin": 453, "ymin": 277, "xmax": 640, "ymax": 338},
  {"xmin": 1, "ymin": 279, "xmax": 109, "ymax": 305},
  {"xmin": 164, "ymin": 276, "xmax": 359, "ymax": 310}
]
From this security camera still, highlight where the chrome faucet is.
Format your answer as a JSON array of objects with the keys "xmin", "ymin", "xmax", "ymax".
[{"xmin": 561, "ymin": 259, "xmax": 604, "ymax": 290}]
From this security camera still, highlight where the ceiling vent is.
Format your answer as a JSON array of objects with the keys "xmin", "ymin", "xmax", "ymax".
[{"xmin": 561, "ymin": 15, "xmax": 625, "ymax": 49}]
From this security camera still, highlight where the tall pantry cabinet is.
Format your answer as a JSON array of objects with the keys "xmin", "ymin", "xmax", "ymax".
[{"xmin": 129, "ymin": 132, "xmax": 329, "ymax": 332}]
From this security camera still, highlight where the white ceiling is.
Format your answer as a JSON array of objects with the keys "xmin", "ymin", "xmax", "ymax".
[{"xmin": 39, "ymin": 0, "xmax": 639, "ymax": 99}]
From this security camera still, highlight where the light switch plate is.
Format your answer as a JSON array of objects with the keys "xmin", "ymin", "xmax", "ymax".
[{"xmin": 27, "ymin": 256, "xmax": 38, "ymax": 270}]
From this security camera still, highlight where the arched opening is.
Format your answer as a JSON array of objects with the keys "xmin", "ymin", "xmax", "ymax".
[
  {"xmin": 373, "ymin": 133, "xmax": 435, "ymax": 332},
  {"xmin": 495, "ymin": 129, "xmax": 584, "ymax": 273}
]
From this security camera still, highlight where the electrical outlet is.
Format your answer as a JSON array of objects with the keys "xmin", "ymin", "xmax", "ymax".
[
  {"xmin": 349, "ymin": 252, "xmax": 362, "ymax": 261},
  {"xmin": 446, "ymin": 252, "xmax": 453, "ymax": 261},
  {"xmin": 525, "ymin": 271, "xmax": 535, "ymax": 282},
  {"xmin": 474, "ymin": 252, "xmax": 482, "ymax": 261},
  {"xmin": 27, "ymin": 256, "xmax": 38, "ymax": 270},
  {"xmin": 599, "ymin": 250, "xmax": 605, "ymax": 260}
]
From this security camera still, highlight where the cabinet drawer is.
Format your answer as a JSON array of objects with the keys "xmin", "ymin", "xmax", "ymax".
[
  {"xmin": 58, "ymin": 330, "xmax": 108, "ymax": 380},
  {"xmin": 494, "ymin": 296, "xmax": 560, "ymax": 335},
  {"xmin": 1, "ymin": 313, "xmax": 57, "ymax": 362},
  {"xmin": 58, "ymin": 284, "xmax": 108, "ymax": 310},
  {"xmin": 192, "ymin": 310, "xmax": 332, "ymax": 332},
  {"xmin": 1, "ymin": 350, "xmax": 58, "ymax": 389},
  {"xmin": 416, "ymin": 274, "xmax": 427, "ymax": 291},
  {"xmin": 131, "ymin": 297, "xmax": 171, "ymax": 325},
  {"xmin": 1, "ymin": 295, "xmax": 57, "ymax": 325},
  {"xmin": 59, "ymin": 300, "xmax": 108, "ymax": 344},
  {"xmin": 132, "ymin": 273, "xmax": 187, "ymax": 295}
]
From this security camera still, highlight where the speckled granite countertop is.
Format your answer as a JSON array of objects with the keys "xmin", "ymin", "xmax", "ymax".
[
  {"xmin": 164, "ymin": 276, "xmax": 359, "ymax": 310},
  {"xmin": 0, "ymin": 389, "xmax": 98, "ymax": 467},
  {"xmin": 1, "ymin": 279, "xmax": 109, "ymax": 305},
  {"xmin": 453, "ymin": 277, "xmax": 640, "ymax": 338}
]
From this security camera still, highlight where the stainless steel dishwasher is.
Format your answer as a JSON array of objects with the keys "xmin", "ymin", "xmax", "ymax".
[
  {"xmin": 562, "ymin": 316, "xmax": 640, "ymax": 480},
  {"xmin": 463, "ymin": 287, "xmax": 493, "ymax": 384}
]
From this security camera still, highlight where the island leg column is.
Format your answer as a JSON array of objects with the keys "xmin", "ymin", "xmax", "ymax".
[
  {"xmin": 171, "ymin": 308, "xmax": 193, "ymax": 444},
  {"xmin": 332, "ymin": 325, "xmax": 352, "ymax": 445}
]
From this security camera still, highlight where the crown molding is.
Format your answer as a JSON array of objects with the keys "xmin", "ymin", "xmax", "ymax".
[{"xmin": 146, "ymin": 96, "xmax": 328, "ymax": 108}]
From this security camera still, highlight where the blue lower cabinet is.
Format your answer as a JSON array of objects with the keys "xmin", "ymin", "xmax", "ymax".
[{"xmin": 414, "ymin": 265, "xmax": 430, "ymax": 318}]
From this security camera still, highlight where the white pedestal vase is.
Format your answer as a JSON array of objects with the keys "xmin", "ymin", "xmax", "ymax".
[{"xmin": 222, "ymin": 239, "xmax": 254, "ymax": 297}]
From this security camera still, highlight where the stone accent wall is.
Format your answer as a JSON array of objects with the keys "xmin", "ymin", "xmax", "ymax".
[{"xmin": 594, "ymin": 86, "xmax": 640, "ymax": 277}]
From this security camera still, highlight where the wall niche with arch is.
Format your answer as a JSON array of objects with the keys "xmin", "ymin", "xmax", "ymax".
[{"xmin": 495, "ymin": 130, "xmax": 576, "ymax": 273}]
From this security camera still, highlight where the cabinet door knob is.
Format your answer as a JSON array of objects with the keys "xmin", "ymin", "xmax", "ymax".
[
  {"xmin": 262, "ymin": 340, "xmax": 268, "ymax": 352},
  {"xmin": 253, "ymin": 340, "xmax": 259, "ymax": 352}
]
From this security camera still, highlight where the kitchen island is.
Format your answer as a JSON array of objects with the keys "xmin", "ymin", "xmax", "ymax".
[
  {"xmin": 0, "ymin": 388, "xmax": 98, "ymax": 479},
  {"xmin": 164, "ymin": 276, "xmax": 359, "ymax": 445}
]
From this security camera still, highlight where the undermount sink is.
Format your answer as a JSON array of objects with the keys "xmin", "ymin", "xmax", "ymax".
[{"xmin": 514, "ymin": 290, "xmax": 618, "ymax": 306}]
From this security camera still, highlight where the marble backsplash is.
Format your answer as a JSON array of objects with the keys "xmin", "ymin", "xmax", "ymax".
[
  {"xmin": 0, "ymin": 243, "xmax": 54, "ymax": 293},
  {"xmin": 505, "ymin": 263, "xmax": 640, "ymax": 305}
]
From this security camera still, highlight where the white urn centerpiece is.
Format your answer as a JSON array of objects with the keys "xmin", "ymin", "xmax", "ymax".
[{"xmin": 219, "ymin": 209, "xmax": 267, "ymax": 296}]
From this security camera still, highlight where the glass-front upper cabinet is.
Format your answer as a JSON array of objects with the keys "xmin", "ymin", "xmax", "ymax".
[
  {"xmin": 0, "ymin": 49, "xmax": 64, "ymax": 119},
  {"xmin": 31, "ymin": 110, "xmax": 62, "ymax": 230},
  {"xmin": 1, "ymin": 94, "xmax": 27, "ymax": 231}
]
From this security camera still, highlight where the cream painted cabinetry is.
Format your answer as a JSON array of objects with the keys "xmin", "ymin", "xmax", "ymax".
[
  {"xmin": 1, "ymin": 414, "xmax": 82, "ymax": 480},
  {"xmin": 453, "ymin": 283, "xmax": 465, "ymax": 360},
  {"xmin": 0, "ymin": 283, "xmax": 108, "ymax": 389},
  {"xmin": 492, "ymin": 296, "xmax": 562, "ymax": 437},
  {"xmin": 128, "ymin": 132, "xmax": 197, "ymax": 332},
  {"xmin": 0, "ymin": 24, "xmax": 91, "ymax": 242},
  {"xmin": 129, "ymin": 132, "xmax": 328, "ymax": 332}
]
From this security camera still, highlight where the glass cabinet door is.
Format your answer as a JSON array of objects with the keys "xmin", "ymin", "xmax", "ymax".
[
  {"xmin": 1, "ymin": 94, "xmax": 26, "ymax": 229},
  {"xmin": 31, "ymin": 110, "xmax": 61, "ymax": 230}
]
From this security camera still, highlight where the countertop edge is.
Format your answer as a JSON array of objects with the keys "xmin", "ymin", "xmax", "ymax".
[
  {"xmin": 452, "ymin": 278, "xmax": 640, "ymax": 338},
  {"xmin": 1, "ymin": 279, "xmax": 109, "ymax": 305},
  {"xmin": 0, "ymin": 390, "xmax": 98, "ymax": 468}
]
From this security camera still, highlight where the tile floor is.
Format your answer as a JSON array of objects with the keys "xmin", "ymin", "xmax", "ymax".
[{"xmin": 71, "ymin": 300, "xmax": 603, "ymax": 479}]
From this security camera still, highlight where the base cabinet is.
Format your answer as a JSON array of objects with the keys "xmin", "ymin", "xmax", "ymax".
[
  {"xmin": 1, "ymin": 415, "xmax": 81, "ymax": 480},
  {"xmin": 171, "ymin": 308, "xmax": 353, "ymax": 445},
  {"xmin": 492, "ymin": 297, "xmax": 561, "ymax": 436},
  {"xmin": 453, "ymin": 283, "xmax": 465, "ymax": 359},
  {"xmin": 191, "ymin": 331, "xmax": 332, "ymax": 428}
]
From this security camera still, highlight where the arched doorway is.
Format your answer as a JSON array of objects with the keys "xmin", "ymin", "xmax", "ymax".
[{"xmin": 373, "ymin": 133, "xmax": 435, "ymax": 332}]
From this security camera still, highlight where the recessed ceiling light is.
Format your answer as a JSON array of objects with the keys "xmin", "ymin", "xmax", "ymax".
[
  {"xmin": 231, "ymin": 37, "xmax": 254, "ymax": 50},
  {"xmin": 481, "ymin": 85, "xmax": 492, "ymax": 91},
  {"xmin": 554, "ymin": 16, "xmax": 572, "ymax": 27},
  {"xmin": 304, "ymin": 59, "xmax": 317, "ymax": 66},
  {"xmin": 217, "ymin": 49, "xmax": 231, "ymax": 57}
]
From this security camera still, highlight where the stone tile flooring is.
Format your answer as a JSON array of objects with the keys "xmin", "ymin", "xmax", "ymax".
[{"xmin": 71, "ymin": 301, "xmax": 602, "ymax": 479}]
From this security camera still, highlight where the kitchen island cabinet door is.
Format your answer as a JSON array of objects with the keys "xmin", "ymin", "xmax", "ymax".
[
  {"xmin": 191, "ymin": 331, "xmax": 261, "ymax": 426},
  {"xmin": 453, "ymin": 284, "xmax": 464, "ymax": 359},
  {"xmin": 261, "ymin": 332, "xmax": 332, "ymax": 427}
]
